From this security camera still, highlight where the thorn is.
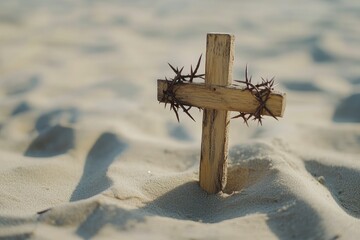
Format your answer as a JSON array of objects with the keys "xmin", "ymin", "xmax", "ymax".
[
  {"xmin": 174, "ymin": 109, "xmax": 180, "ymax": 122},
  {"xmin": 194, "ymin": 54, "xmax": 202, "ymax": 73},
  {"xmin": 168, "ymin": 63, "xmax": 177, "ymax": 73}
]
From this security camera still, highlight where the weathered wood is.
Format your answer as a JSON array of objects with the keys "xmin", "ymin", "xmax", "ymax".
[
  {"xmin": 157, "ymin": 80, "xmax": 286, "ymax": 117},
  {"xmin": 199, "ymin": 33, "xmax": 234, "ymax": 193},
  {"xmin": 157, "ymin": 32, "xmax": 287, "ymax": 194}
]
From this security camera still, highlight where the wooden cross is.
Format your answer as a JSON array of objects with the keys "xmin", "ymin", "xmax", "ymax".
[{"xmin": 157, "ymin": 33, "xmax": 286, "ymax": 194}]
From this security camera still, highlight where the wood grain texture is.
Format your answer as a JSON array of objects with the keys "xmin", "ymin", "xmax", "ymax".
[
  {"xmin": 157, "ymin": 32, "xmax": 287, "ymax": 194},
  {"xmin": 157, "ymin": 80, "xmax": 286, "ymax": 117},
  {"xmin": 199, "ymin": 33, "xmax": 234, "ymax": 193}
]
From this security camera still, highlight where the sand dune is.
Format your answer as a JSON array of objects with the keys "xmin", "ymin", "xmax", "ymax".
[{"xmin": 1, "ymin": 0, "xmax": 360, "ymax": 239}]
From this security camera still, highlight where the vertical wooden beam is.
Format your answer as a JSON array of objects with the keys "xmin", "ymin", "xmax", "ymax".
[{"xmin": 199, "ymin": 33, "xmax": 235, "ymax": 193}]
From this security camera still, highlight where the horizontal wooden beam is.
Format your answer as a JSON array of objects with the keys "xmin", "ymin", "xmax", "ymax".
[{"xmin": 157, "ymin": 79, "xmax": 286, "ymax": 117}]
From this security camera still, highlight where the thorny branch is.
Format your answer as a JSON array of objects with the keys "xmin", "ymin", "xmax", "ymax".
[
  {"xmin": 160, "ymin": 55, "xmax": 204, "ymax": 122},
  {"xmin": 159, "ymin": 55, "xmax": 278, "ymax": 125},
  {"xmin": 232, "ymin": 65, "xmax": 278, "ymax": 126}
]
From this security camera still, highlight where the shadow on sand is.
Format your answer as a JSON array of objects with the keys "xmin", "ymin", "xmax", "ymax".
[
  {"xmin": 70, "ymin": 132, "xmax": 128, "ymax": 202},
  {"xmin": 333, "ymin": 93, "xmax": 360, "ymax": 123},
  {"xmin": 305, "ymin": 160, "xmax": 360, "ymax": 219},
  {"xmin": 24, "ymin": 108, "xmax": 78, "ymax": 157},
  {"xmin": 70, "ymin": 180, "xmax": 326, "ymax": 240}
]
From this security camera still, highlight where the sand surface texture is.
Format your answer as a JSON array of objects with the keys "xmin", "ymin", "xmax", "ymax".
[{"xmin": 1, "ymin": 0, "xmax": 360, "ymax": 239}]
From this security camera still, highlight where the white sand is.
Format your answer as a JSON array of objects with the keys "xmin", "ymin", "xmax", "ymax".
[{"xmin": 1, "ymin": 0, "xmax": 360, "ymax": 239}]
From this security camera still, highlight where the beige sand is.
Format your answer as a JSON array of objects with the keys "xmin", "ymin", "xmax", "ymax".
[{"xmin": 1, "ymin": 0, "xmax": 360, "ymax": 239}]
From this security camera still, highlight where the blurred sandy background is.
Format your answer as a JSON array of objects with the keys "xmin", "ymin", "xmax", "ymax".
[{"xmin": 1, "ymin": 0, "xmax": 360, "ymax": 239}]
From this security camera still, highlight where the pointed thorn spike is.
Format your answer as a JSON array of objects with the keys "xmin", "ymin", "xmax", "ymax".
[
  {"xmin": 168, "ymin": 63, "xmax": 177, "ymax": 73},
  {"xmin": 245, "ymin": 65, "xmax": 248, "ymax": 82},
  {"xmin": 175, "ymin": 111, "xmax": 180, "ymax": 122},
  {"xmin": 194, "ymin": 54, "xmax": 202, "ymax": 73}
]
